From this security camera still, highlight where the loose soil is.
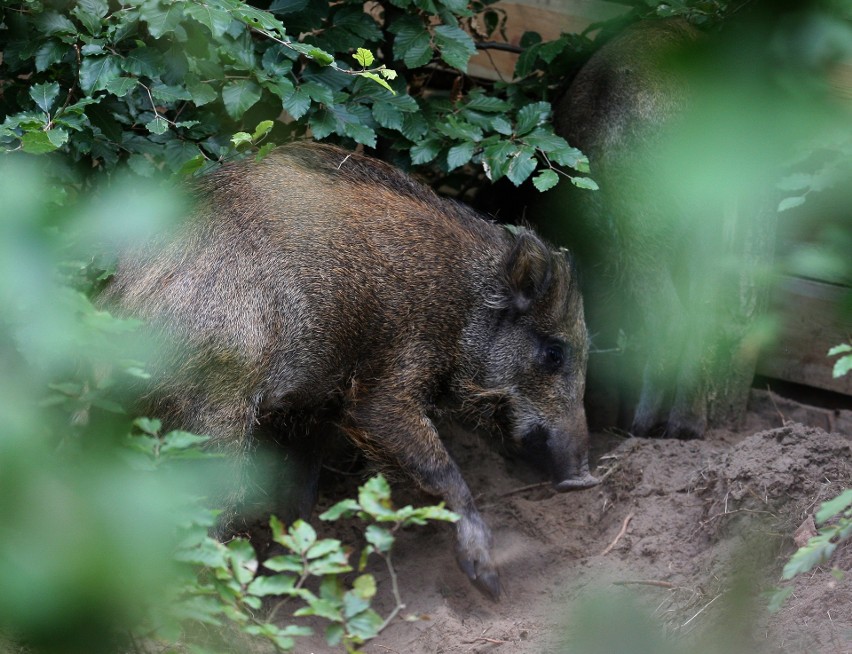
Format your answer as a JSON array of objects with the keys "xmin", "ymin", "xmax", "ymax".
[{"xmin": 290, "ymin": 389, "xmax": 852, "ymax": 653}]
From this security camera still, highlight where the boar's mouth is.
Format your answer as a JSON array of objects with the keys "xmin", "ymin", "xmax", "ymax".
[{"xmin": 520, "ymin": 426, "xmax": 599, "ymax": 492}]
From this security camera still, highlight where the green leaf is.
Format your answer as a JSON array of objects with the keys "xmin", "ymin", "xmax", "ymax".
[
  {"xmin": 309, "ymin": 109, "xmax": 336, "ymax": 140},
  {"xmin": 522, "ymin": 127, "xmax": 570, "ymax": 152},
  {"xmin": 20, "ymin": 131, "xmax": 59, "ymax": 154},
  {"xmin": 79, "ymin": 55, "xmax": 122, "ymax": 94},
  {"xmin": 343, "ymin": 122, "xmax": 377, "ymax": 148},
  {"xmin": 289, "ymin": 520, "xmax": 317, "ymax": 553},
  {"xmin": 401, "ymin": 111, "xmax": 429, "ymax": 141},
  {"xmin": 122, "ymin": 47, "xmax": 161, "ymax": 77},
  {"xmin": 353, "ymin": 573, "xmax": 377, "ymax": 599},
  {"xmin": 359, "ymin": 71, "xmax": 395, "ymax": 94},
  {"xmin": 533, "ymin": 169, "xmax": 560, "ymax": 192},
  {"xmin": 72, "ymin": 0, "xmax": 108, "ymax": 35},
  {"xmin": 767, "ymin": 586, "xmax": 795, "ymax": 613},
  {"xmin": 307, "ymin": 47, "xmax": 334, "ymax": 66},
  {"xmin": 188, "ymin": 82, "xmax": 218, "ymax": 107},
  {"xmin": 342, "ymin": 590, "xmax": 371, "ymax": 619},
  {"xmin": 30, "ymin": 83, "xmax": 61, "ymax": 113},
  {"xmin": 507, "ymin": 150, "xmax": 537, "ymax": 186},
  {"xmin": 247, "ymin": 574, "xmax": 296, "ymax": 597},
  {"xmin": 35, "ymin": 40, "xmax": 68, "ymax": 72},
  {"xmin": 186, "ymin": 3, "xmax": 233, "ymax": 37},
  {"xmin": 373, "ymin": 101, "xmax": 404, "ymax": 130},
  {"xmin": 127, "ymin": 153, "xmax": 158, "ymax": 177},
  {"xmin": 145, "ymin": 116, "xmax": 170, "ymax": 135},
  {"xmin": 782, "ymin": 535, "xmax": 836, "ymax": 580},
  {"xmin": 514, "ymin": 42, "xmax": 542, "ymax": 78},
  {"xmin": 133, "ymin": 417, "xmax": 161, "ymax": 436},
  {"xmin": 301, "ymin": 81, "xmax": 334, "ymax": 105},
  {"xmin": 777, "ymin": 172, "xmax": 813, "ymax": 192},
  {"xmin": 464, "ymin": 94, "xmax": 511, "ymax": 113},
  {"xmin": 353, "ymin": 47, "xmax": 375, "ymax": 67},
  {"xmin": 282, "ymin": 87, "xmax": 311, "ymax": 120},
  {"xmin": 345, "ymin": 608, "xmax": 383, "ymax": 640},
  {"xmin": 833, "ymin": 355, "xmax": 852, "ymax": 378},
  {"xmin": 151, "ymin": 83, "xmax": 192, "ymax": 104},
  {"xmin": 815, "ymin": 489, "xmax": 852, "ymax": 523},
  {"xmin": 227, "ymin": 538, "xmax": 259, "ymax": 585},
  {"xmin": 828, "ymin": 343, "xmax": 852, "ymax": 357},
  {"xmin": 433, "ymin": 24, "xmax": 476, "ymax": 72},
  {"xmin": 358, "ymin": 475, "xmax": 394, "ymax": 518},
  {"xmin": 306, "ymin": 538, "xmax": 344, "ymax": 559},
  {"xmin": 491, "ymin": 116, "xmax": 513, "ymax": 135},
  {"xmin": 319, "ymin": 498, "xmax": 361, "ymax": 521},
  {"xmin": 161, "ymin": 430, "xmax": 209, "ymax": 452},
  {"xmin": 481, "ymin": 141, "xmax": 515, "ymax": 180},
  {"xmin": 252, "ymin": 120, "xmax": 274, "ymax": 141},
  {"xmin": 411, "ymin": 138, "xmax": 442, "ymax": 165},
  {"xmin": 264, "ymin": 554, "xmax": 304, "ymax": 573},
  {"xmin": 515, "ymin": 101, "xmax": 551, "ymax": 136},
  {"xmin": 390, "ymin": 16, "xmax": 433, "ymax": 68},
  {"xmin": 105, "ymin": 77, "xmax": 138, "ymax": 97},
  {"xmin": 139, "ymin": 0, "xmax": 184, "ymax": 38},
  {"xmin": 439, "ymin": 0, "xmax": 471, "ymax": 13},
  {"xmin": 571, "ymin": 175, "xmax": 600, "ymax": 191},
  {"xmin": 37, "ymin": 12, "xmax": 77, "ymax": 37},
  {"xmin": 222, "ymin": 80, "xmax": 262, "ymax": 120},
  {"xmin": 325, "ymin": 623, "xmax": 345, "ymax": 647},
  {"xmin": 365, "ymin": 525, "xmax": 394, "ymax": 553},
  {"xmin": 295, "ymin": 598, "xmax": 341, "ymax": 621},
  {"xmin": 178, "ymin": 154, "xmax": 206, "ymax": 176},
  {"xmin": 446, "ymin": 141, "xmax": 474, "ymax": 171},
  {"xmin": 778, "ymin": 195, "xmax": 806, "ymax": 212},
  {"xmin": 306, "ymin": 549, "xmax": 352, "ymax": 576}
]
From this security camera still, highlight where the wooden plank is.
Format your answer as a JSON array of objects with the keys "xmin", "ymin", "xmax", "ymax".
[
  {"xmin": 756, "ymin": 276, "xmax": 852, "ymax": 396},
  {"xmin": 468, "ymin": 0, "xmax": 628, "ymax": 81}
]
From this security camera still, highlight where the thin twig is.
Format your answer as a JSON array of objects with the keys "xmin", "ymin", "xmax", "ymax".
[
  {"xmin": 595, "ymin": 461, "xmax": 622, "ymax": 485},
  {"xmin": 378, "ymin": 551, "xmax": 406, "ymax": 633},
  {"xmin": 375, "ymin": 645, "xmax": 402, "ymax": 653},
  {"xmin": 765, "ymin": 385, "xmax": 790, "ymax": 427},
  {"xmin": 496, "ymin": 481, "xmax": 551, "ymax": 498},
  {"xmin": 474, "ymin": 41, "xmax": 523, "ymax": 54},
  {"xmin": 613, "ymin": 579, "xmax": 676, "ymax": 589},
  {"xmin": 463, "ymin": 636, "xmax": 507, "ymax": 644},
  {"xmin": 601, "ymin": 512, "xmax": 634, "ymax": 556},
  {"xmin": 682, "ymin": 593, "xmax": 722, "ymax": 628}
]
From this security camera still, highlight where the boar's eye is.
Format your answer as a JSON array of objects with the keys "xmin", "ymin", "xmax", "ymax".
[{"xmin": 541, "ymin": 340, "xmax": 566, "ymax": 372}]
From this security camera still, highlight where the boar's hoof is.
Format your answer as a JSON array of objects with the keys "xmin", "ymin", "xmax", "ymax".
[
  {"xmin": 457, "ymin": 556, "xmax": 501, "ymax": 601},
  {"xmin": 456, "ymin": 514, "xmax": 500, "ymax": 600},
  {"xmin": 554, "ymin": 473, "xmax": 600, "ymax": 492}
]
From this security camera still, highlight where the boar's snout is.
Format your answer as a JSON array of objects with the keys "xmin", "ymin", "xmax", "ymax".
[{"xmin": 520, "ymin": 424, "xmax": 599, "ymax": 492}]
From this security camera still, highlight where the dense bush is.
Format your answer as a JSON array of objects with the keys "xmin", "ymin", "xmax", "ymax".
[{"xmin": 0, "ymin": 0, "xmax": 607, "ymax": 192}]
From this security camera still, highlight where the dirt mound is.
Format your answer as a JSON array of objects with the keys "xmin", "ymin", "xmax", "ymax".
[{"xmin": 288, "ymin": 395, "xmax": 852, "ymax": 653}]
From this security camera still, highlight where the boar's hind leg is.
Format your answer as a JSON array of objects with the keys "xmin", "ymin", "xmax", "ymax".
[{"xmin": 344, "ymin": 394, "xmax": 501, "ymax": 601}]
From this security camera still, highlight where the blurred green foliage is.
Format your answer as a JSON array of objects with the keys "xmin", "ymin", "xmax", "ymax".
[{"xmin": 0, "ymin": 158, "xmax": 459, "ymax": 653}]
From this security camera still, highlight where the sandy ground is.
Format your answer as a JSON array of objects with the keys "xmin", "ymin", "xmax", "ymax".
[{"xmin": 283, "ymin": 389, "xmax": 852, "ymax": 653}]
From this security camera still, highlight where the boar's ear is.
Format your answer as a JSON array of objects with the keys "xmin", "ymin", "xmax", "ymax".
[{"xmin": 500, "ymin": 231, "xmax": 553, "ymax": 314}]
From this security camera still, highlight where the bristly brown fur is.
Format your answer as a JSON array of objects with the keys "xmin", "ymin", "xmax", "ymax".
[{"xmin": 100, "ymin": 141, "xmax": 593, "ymax": 600}]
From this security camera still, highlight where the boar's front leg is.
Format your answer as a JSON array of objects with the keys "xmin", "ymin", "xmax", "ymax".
[{"xmin": 344, "ymin": 388, "xmax": 501, "ymax": 600}]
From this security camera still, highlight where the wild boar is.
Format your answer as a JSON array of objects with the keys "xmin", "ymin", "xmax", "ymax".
[
  {"xmin": 553, "ymin": 19, "xmax": 774, "ymax": 439},
  {"xmin": 101, "ymin": 141, "xmax": 598, "ymax": 600}
]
